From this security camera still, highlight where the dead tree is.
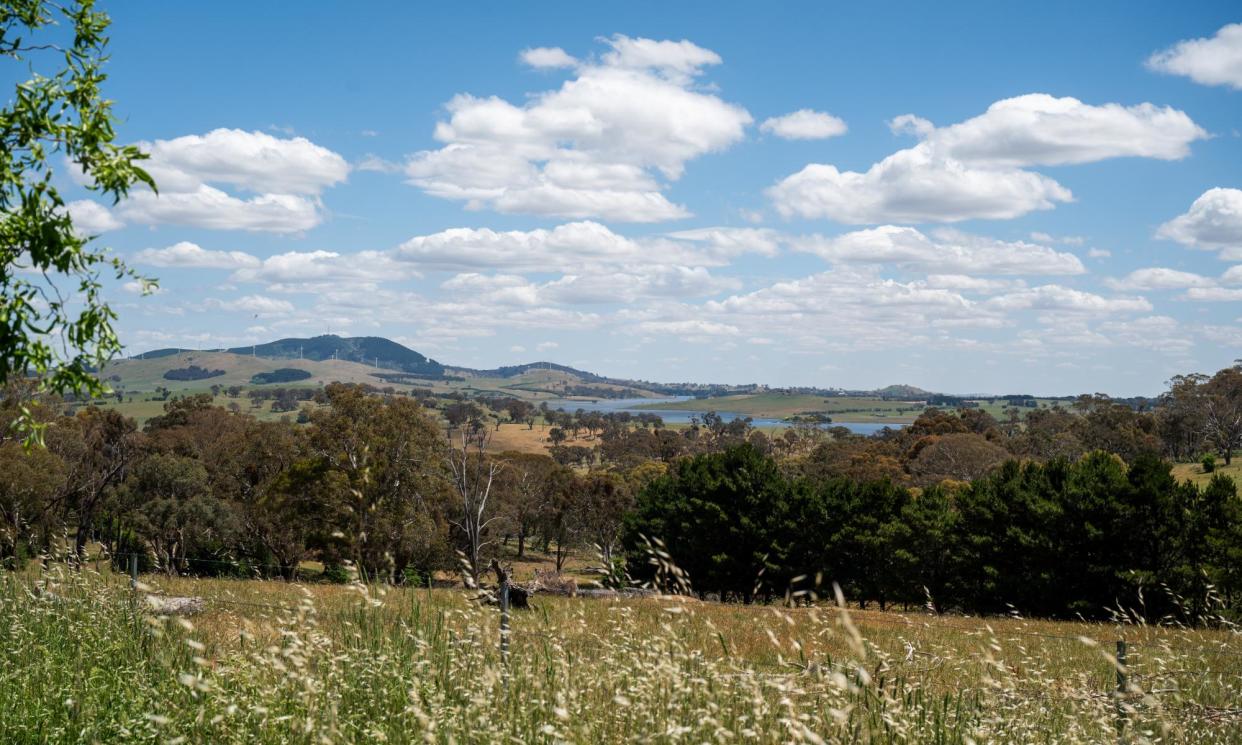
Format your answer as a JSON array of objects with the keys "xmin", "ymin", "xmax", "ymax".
[
  {"xmin": 446, "ymin": 427, "xmax": 500, "ymax": 588},
  {"xmin": 489, "ymin": 559, "xmax": 529, "ymax": 609}
]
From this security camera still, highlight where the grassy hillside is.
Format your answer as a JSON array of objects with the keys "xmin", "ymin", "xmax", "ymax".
[{"xmin": 101, "ymin": 351, "xmax": 405, "ymax": 392}]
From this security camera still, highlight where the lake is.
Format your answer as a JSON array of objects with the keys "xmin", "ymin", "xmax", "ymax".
[{"xmin": 543, "ymin": 396, "xmax": 905, "ymax": 436}]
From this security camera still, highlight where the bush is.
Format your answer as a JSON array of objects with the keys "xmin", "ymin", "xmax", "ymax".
[
  {"xmin": 1202, "ymin": 452, "xmax": 1217, "ymax": 473},
  {"xmin": 321, "ymin": 564, "xmax": 351, "ymax": 584},
  {"xmin": 251, "ymin": 368, "xmax": 313, "ymax": 385},
  {"xmin": 163, "ymin": 365, "xmax": 225, "ymax": 381}
]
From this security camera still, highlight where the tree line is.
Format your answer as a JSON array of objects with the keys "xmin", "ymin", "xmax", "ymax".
[
  {"xmin": 3, "ymin": 363, "xmax": 1242, "ymax": 622},
  {"xmin": 624, "ymin": 443, "xmax": 1241, "ymax": 620}
]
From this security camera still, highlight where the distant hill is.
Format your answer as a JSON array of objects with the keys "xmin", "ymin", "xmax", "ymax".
[
  {"xmin": 224, "ymin": 335, "xmax": 445, "ymax": 378},
  {"xmin": 448, "ymin": 361, "xmax": 606, "ymax": 383},
  {"xmin": 873, "ymin": 384, "xmax": 934, "ymax": 400}
]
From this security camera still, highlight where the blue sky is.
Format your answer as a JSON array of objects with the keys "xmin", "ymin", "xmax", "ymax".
[{"xmin": 34, "ymin": 1, "xmax": 1242, "ymax": 395}]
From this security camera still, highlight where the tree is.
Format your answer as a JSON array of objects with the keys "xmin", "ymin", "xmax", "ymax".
[
  {"xmin": 575, "ymin": 471, "xmax": 632, "ymax": 569},
  {"xmin": 445, "ymin": 427, "xmax": 499, "ymax": 587},
  {"xmin": 494, "ymin": 451, "xmax": 556, "ymax": 558},
  {"xmin": 308, "ymin": 384, "xmax": 446, "ymax": 582},
  {"xmin": 1202, "ymin": 366, "xmax": 1242, "ymax": 465},
  {"xmin": 1, "ymin": 0, "xmax": 156, "ymax": 444},
  {"xmin": 49, "ymin": 407, "xmax": 139, "ymax": 561},
  {"xmin": 907, "ymin": 432, "xmax": 1009, "ymax": 486}
]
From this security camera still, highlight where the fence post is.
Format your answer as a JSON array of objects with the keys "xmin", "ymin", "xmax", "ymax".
[
  {"xmin": 129, "ymin": 554, "xmax": 138, "ymax": 591},
  {"xmin": 1114, "ymin": 638, "xmax": 1128, "ymax": 741},
  {"xmin": 499, "ymin": 578, "xmax": 511, "ymax": 670}
]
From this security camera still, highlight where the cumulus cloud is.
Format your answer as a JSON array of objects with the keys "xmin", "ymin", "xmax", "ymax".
[
  {"xmin": 760, "ymin": 109, "xmax": 848, "ymax": 140},
  {"xmin": 796, "ymin": 225, "xmax": 1085, "ymax": 275},
  {"xmin": 213, "ymin": 294, "xmax": 295, "ymax": 316},
  {"xmin": 134, "ymin": 241, "xmax": 260, "ymax": 270},
  {"xmin": 922, "ymin": 94, "xmax": 1205, "ymax": 167},
  {"xmin": 66, "ymin": 200, "xmax": 123, "ymax": 234},
  {"xmin": 636, "ymin": 319, "xmax": 740, "ymax": 338},
  {"xmin": 1105, "ymin": 267, "xmax": 1214, "ymax": 291},
  {"xmin": 1156, "ymin": 188, "xmax": 1242, "ymax": 255},
  {"xmin": 392, "ymin": 220, "xmax": 736, "ymax": 273},
  {"xmin": 519, "ymin": 46, "xmax": 577, "ymax": 69},
  {"xmin": 1147, "ymin": 23, "xmax": 1242, "ymax": 90},
  {"xmin": 1183, "ymin": 287, "xmax": 1242, "ymax": 302},
  {"xmin": 985, "ymin": 285, "xmax": 1151, "ymax": 314},
  {"xmin": 406, "ymin": 35, "xmax": 751, "ymax": 222},
  {"xmin": 230, "ymin": 249, "xmax": 418, "ymax": 286},
  {"xmin": 769, "ymin": 94, "xmax": 1205, "ymax": 224},
  {"xmin": 140, "ymin": 128, "xmax": 348, "ymax": 194},
  {"xmin": 768, "ymin": 143, "xmax": 1072, "ymax": 223},
  {"xmin": 118, "ymin": 129, "xmax": 348, "ymax": 233}
]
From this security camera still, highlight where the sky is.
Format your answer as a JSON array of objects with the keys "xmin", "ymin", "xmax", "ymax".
[{"xmin": 25, "ymin": 1, "xmax": 1242, "ymax": 396}]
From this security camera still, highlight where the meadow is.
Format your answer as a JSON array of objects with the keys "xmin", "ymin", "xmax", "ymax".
[{"xmin": 4, "ymin": 559, "xmax": 1240, "ymax": 744}]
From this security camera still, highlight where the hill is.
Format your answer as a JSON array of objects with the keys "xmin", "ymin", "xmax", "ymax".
[{"xmin": 223, "ymin": 335, "xmax": 445, "ymax": 378}]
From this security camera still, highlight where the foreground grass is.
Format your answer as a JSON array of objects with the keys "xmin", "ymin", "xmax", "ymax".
[{"xmin": 3, "ymin": 567, "xmax": 1241, "ymax": 743}]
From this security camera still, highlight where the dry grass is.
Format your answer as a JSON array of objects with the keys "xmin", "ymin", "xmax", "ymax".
[{"xmin": 3, "ymin": 561, "xmax": 1241, "ymax": 743}]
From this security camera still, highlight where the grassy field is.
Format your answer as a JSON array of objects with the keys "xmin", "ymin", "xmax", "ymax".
[
  {"xmin": 635, "ymin": 393, "xmax": 926, "ymax": 423},
  {"xmin": 1172, "ymin": 460, "xmax": 1242, "ymax": 487},
  {"xmin": 3, "ymin": 560, "xmax": 1240, "ymax": 743}
]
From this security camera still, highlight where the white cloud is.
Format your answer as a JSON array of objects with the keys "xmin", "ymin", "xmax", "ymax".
[
  {"xmin": 231, "ymin": 249, "xmax": 418, "ymax": 286},
  {"xmin": 796, "ymin": 225, "xmax": 1085, "ymax": 275},
  {"xmin": 394, "ymin": 220, "xmax": 713, "ymax": 273},
  {"xmin": 519, "ymin": 46, "xmax": 577, "ymax": 69},
  {"xmin": 922, "ymin": 94, "xmax": 1205, "ymax": 167},
  {"xmin": 1105, "ymin": 267, "xmax": 1214, "ymax": 290},
  {"xmin": 769, "ymin": 94, "xmax": 1204, "ymax": 224},
  {"xmin": 214, "ymin": 294, "xmax": 295, "ymax": 316},
  {"xmin": 636, "ymin": 320, "xmax": 740, "ymax": 338},
  {"xmin": 536, "ymin": 341, "xmax": 559, "ymax": 352},
  {"xmin": 118, "ymin": 129, "xmax": 348, "ymax": 233},
  {"xmin": 760, "ymin": 109, "xmax": 848, "ymax": 140},
  {"xmin": 118, "ymin": 187, "xmax": 324, "ymax": 233},
  {"xmin": 406, "ymin": 35, "xmax": 751, "ymax": 222},
  {"xmin": 1030, "ymin": 232, "xmax": 1086, "ymax": 246},
  {"xmin": 768, "ymin": 143, "xmax": 1072, "ymax": 223},
  {"xmin": 1183, "ymin": 287, "xmax": 1242, "ymax": 302},
  {"xmin": 441, "ymin": 273, "xmax": 540, "ymax": 306},
  {"xmin": 1156, "ymin": 188, "xmax": 1242, "ymax": 254},
  {"xmin": 141, "ymin": 128, "xmax": 348, "ymax": 194},
  {"xmin": 986, "ymin": 285, "xmax": 1151, "ymax": 314},
  {"xmin": 1147, "ymin": 23, "xmax": 1242, "ymax": 90},
  {"xmin": 66, "ymin": 200, "xmax": 123, "ymax": 234},
  {"xmin": 355, "ymin": 154, "xmax": 401, "ymax": 173},
  {"xmin": 665, "ymin": 227, "xmax": 782, "ymax": 257},
  {"xmin": 1087, "ymin": 248, "xmax": 1112, "ymax": 259},
  {"xmin": 888, "ymin": 114, "xmax": 934, "ymax": 138},
  {"xmin": 134, "ymin": 241, "xmax": 260, "ymax": 270}
]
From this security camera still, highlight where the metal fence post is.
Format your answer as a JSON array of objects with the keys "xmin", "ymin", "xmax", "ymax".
[
  {"xmin": 129, "ymin": 554, "xmax": 138, "ymax": 591},
  {"xmin": 499, "ymin": 579, "xmax": 511, "ymax": 669},
  {"xmin": 1114, "ymin": 638, "xmax": 1128, "ymax": 741}
]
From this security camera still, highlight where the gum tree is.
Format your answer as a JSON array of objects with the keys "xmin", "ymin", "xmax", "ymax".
[{"xmin": 1, "ymin": 0, "xmax": 154, "ymax": 444}]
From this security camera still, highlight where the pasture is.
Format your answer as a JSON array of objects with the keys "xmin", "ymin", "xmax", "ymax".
[{"xmin": 3, "ymin": 560, "xmax": 1240, "ymax": 744}]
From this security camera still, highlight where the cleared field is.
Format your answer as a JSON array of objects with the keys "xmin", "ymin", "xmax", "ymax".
[
  {"xmin": 1173, "ymin": 460, "xmax": 1242, "ymax": 487},
  {"xmin": 4, "ymin": 563, "xmax": 1240, "ymax": 743},
  {"xmin": 101, "ymin": 352, "xmax": 409, "ymax": 393},
  {"xmin": 635, "ymin": 392, "xmax": 926, "ymax": 422}
]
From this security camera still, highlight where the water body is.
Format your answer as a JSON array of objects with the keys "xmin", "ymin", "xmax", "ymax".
[{"xmin": 544, "ymin": 397, "xmax": 906, "ymax": 436}]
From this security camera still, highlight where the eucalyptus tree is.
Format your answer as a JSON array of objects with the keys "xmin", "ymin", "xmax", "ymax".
[{"xmin": 1, "ymin": 0, "xmax": 155, "ymax": 444}]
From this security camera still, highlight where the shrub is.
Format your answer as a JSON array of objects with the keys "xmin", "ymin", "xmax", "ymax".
[
  {"xmin": 1202, "ymin": 452, "xmax": 1217, "ymax": 473},
  {"xmin": 251, "ymin": 368, "xmax": 313, "ymax": 385}
]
